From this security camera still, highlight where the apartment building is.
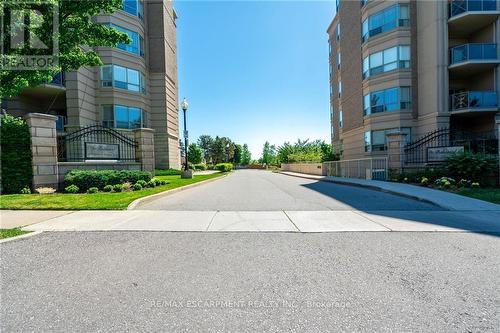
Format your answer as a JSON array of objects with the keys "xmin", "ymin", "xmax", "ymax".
[
  {"xmin": 2, "ymin": 0, "xmax": 181, "ymax": 169},
  {"xmin": 328, "ymin": 0, "xmax": 500, "ymax": 160}
]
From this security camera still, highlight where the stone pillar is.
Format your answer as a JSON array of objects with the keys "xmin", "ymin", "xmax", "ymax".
[
  {"xmin": 24, "ymin": 113, "xmax": 59, "ymax": 190},
  {"xmin": 134, "ymin": 128, "xmax": 155, "ymax": 174},
  {"xmin": 386, "ymin": 132, "xmax": 408, "ymax": 175}
]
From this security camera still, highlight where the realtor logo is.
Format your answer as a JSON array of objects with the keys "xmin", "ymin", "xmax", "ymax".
[{"xmin": 0, "ymin": 0, "xmax": 59, "ymax": 70}]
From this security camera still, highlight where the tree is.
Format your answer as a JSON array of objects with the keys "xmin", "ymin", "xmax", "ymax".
[
  {"xmin": 261, "ymin": 141, "xmax": 277, "ymax": 165},
  {"xmin": 1, "ymin": 0, "xmax": 129, "ymax": 97},
  {"xmin": 209, "ymin": 136, "xmax": 227, "ymax": 164},
  {"xmin": 188, "ymin": 143, "xmax": 203, "ymax": 165},
  {"xmin": 197, "ymin": 135, "xmax": 213, "ymax": 163},
  {"xmin": 233, "ymin": 144, "xmax": 242, "ymax": 165},
  {"xmin": 240, "ymin": 144, "xmax": 251, "ymax": 165}
]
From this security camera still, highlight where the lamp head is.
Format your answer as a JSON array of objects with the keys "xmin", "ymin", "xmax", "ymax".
[{"xmin": 181, "ymin": 98, "xmax": 189, "ymax": 112}]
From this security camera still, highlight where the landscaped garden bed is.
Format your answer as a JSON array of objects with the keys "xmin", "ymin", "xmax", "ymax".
[
  {"xmin": 0, "ymin": 171, "xmax": 226, "ymax": 210},
  {"xmin": 390, "ymin": 152, "xmax": 499, "ymax": 205}
]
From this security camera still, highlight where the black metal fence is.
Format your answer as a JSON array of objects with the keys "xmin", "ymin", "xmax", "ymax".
[
  {"xmin": 404, "ymin": 128, "xmax": 498, "ymax": 166},
  {"xmin": 57, "ymin": 125, "xmax": 138, "ymax": 162}
]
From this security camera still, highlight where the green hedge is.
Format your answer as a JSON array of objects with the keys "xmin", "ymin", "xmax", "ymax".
[
  {"xmin": 155, "ymin": 168, "xmax": 182, "ymax": 176},
  {"xmin": 64, "ymin": 169, "xmax": 152, "ymax": 192},
  {"xmin": 215, "ymin": 163, "xmax": 233, "ymax": 172},
  {"xmin": 193, "ymin": 164, "xmax": 207, "ymax": 171},
  {"xmin": 0, "ymin": 115, "xmax": 33, "ymax": 194}
]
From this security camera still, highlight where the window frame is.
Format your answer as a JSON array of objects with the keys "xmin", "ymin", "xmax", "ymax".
[
  {"xmin": 122, "ymin": 0, "xmax": 144, "ymax": 20},
  {"xmin": 361, "ymin": 4, "xmax": 410, "ymax": 43},
  {"xmin": 364, "ymin": 127, "xmax": 411, "ymax": 152},
  {"xmin": 102, "ymin": 104, "xmax": 148, "ymax": 129},
  {"xmin": 363, "ymin": 86, "xmax": 412, "ymax": 116},
  {"xmin": 109, "ymin": 24, "xmax": 145, "ymax": 57},
  {"xmin": 363, "ymin": 45, "xmax": 411, "ymax": 79},
  {"xmin": 100, "ymin": 64, "xmax": 146, "ymax": 94}
]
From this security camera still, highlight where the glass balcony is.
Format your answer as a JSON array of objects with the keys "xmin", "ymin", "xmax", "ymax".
[
  {"xmin": 448, "ymin": 1, "xmax": 499, "ymax": 37},
  {"xmin": 450, "ymin": 91, "xmax": 498, "ymax": 112},
  {"xmin": 450, "ymin": 0, "xmax": 498, "ymax": 17},
  {"xmin": 450, "ymin": 43, "xmax": 498, "ymax": 64}
]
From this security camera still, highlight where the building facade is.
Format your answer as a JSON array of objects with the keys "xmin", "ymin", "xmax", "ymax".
[
  {"xmin": 328, "ymin": 0, "xmax": 500, "ymax": 160},
  {"xmin": 2, "ymin": 0, "xmax": 181, "ymax": 170}
]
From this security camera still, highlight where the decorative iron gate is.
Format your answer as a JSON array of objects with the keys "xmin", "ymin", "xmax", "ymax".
[
  {"xmin": 404, "ymin": 128, "xmax": 498, "ymax": 167},
  {"xmin": 57, "ymin": 125, "xmax": 138, "ymax": 162}
]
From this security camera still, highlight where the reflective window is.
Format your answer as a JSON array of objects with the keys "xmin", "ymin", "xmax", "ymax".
[
  {"xmin": 363, "ymin": 46, "xmax": 411, "ymax": 79},
  {"xmin": 339, "ymin": 109, "xmax": 343, "ymax": 128},
  {"xmin": 337, "ymin": 52, "xmax": 341, "ymax": 70},
  {"xmin": 102, "ymin": 105, "xmax": 148, "ymax": 129},
  {"xmin": 338, "ymin": 80, "xmax": 342, "ymax": 98},
  {"xmin": 364, "ymin": 128, "xmax": 411, "ymax": 152},
  {"xmin": 123, "ymin": 0, "xmax": 144, "ymax": 20},
  {"xmin": 362, "ymin": 4, "xmax": 410, "ymax": 42},
  {"xmin": 100, "ymin": 65, "xmax": 146, "ymax": 94},
  {"xmin": 110, "ymin": 24, "xmax": 144, "ymax": 56},
  {"xmin": 363, "ymin": 87, "xmax": 411, "ymax": 115}
]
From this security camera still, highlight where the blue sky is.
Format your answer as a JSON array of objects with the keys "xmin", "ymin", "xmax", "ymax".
[{"xmin": 175, "ymin": 1, "xmax": 336, "ymax": 159}]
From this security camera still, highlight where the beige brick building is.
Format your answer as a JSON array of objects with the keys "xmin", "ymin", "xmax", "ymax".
[
  {"xmin": 2, "ymin": 0, "xmax": 181, "ymax": 170},
  {"xmin": 328, "ymin": 0, "xmax": 500, "ymax": 160}
]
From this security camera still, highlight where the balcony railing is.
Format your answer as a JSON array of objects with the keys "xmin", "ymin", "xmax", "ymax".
[
  {"xmin": 450, "ymin": 91, "xmax": 498, "ymax": 111},
  {"xmin": 450, "ymin": 0, "xmax": 498, "ymax": 17},
  {"xmin": 450, "ymin": 43, "xmax": 498, "ymax": 65}
]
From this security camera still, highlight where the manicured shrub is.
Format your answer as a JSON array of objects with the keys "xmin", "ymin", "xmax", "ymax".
[
  {"xmin": 103, "ymin": 185, "xmax": 113, "ymax": 192},
  {"xmin": 87, "ymin": 187, "xmax": 99, "ymax": 194},
  {"xmin": 159, "ymin": 180, "xmax": 168, "ymax": 186},
  {"xmin": 215, "ymin": 163, "xmax": 233, "ymax": 172},
  {"xmin": 35, "ymin": 187, "xmax": 56, "ymax": 194},
  {"xmin": 65, "ymin": 185, "xmax": 79, "ymax": 194},
  {"xmin": 471, "ymin": 182, "xmax": 480, "ymax": 188},
  {"xmin": 64, "ymin": 170, "xmax": 151, "ymax": 192},
  {"xmin": 147, "ymin": 180, "xmax": 156, "ymax": 188},
  {"xmin": 420, "ymin": 177, "xmax": 429, "ymax": 186},
  {"xmin": 122, "ymin": 182, "xmax": 132, "ymax": 192},
  {"xmin": 151, "ymin": 178, "xmax": 161, "ymax": 186},
  {"xmin": 136, "ymin": 180, "xmax": 147, "ymax": 187},
  {"xmin": 20, "ymin": 187, "xmax": 31, "ymax": 194},
  {"xmin": 155, "ymin": 169, "xmax": 182, "ymax": 176},
  {"xmin": 1, "ymin": 114, "xmax": 33, "ymax": 194},
  {"xmin": 445, "ymin": 152, "xmax": 497, "ymax": 185},
  {"xmin": 193, "ymin": 164, "xmax": 207, "ymax": 171},
  {"xmin": 133, "ymin": 183, "xmax": 143, "ymax": 191},
  {"xmin": 113, "ymin": 184, "xmax": 123, "ymax": 192},
  {"xmin": 206, "ymin": 164, "xmax": 215, "ymax": 170}
]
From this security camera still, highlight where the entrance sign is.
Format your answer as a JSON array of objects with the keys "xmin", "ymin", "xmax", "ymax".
[
  {"xmin": 427, "ymin": 146, "xmax": 464, "ymax": 162},
  {"xmin": 85, "ymin": 143, "xmax": 120, "ymax": 160}
]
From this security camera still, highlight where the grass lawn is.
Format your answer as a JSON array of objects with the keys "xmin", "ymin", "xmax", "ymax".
[
  {"xmin": 0, "ymin": 228, "xmax": 31, "ymax": 240},
  {"xmin": 0, "ymin": 173, "xmax": 226, "ymax": 210},
  {"xmin": 454, "ymin": 187, "xmax": 500, "ymax": 205}
]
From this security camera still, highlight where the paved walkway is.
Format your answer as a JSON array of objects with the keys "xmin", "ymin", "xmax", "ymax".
[
  {"xmin": 280, "ymin": 171, "xmax": 500, "ymax": 211},
  {"xmin": 10, "ymin": 209, "xmax": 499, "ymax": 233}
]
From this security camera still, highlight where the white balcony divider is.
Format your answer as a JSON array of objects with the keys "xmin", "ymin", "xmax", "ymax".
[{"xmin": 323, "ymin": 157, "xmax": 388, "ymax": 181}]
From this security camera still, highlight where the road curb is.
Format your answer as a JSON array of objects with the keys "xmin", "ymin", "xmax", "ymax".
[
  {"xmin": 0, "ymin": 231, "xmax": 44, "ymax": 244},
  {"xmin": 278, "ymin": 171, "xmax": 443, "ymax": 209},
  {"xmin": 127, "ymin": 173, "xmax": 230, "ymax": 210}
]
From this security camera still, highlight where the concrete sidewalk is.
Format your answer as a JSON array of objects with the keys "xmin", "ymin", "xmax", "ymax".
[
  {"xmin": 280, "ymin": 171, "xmax": 500, "ymax": 211},
  {"xmin": 8, "ymin": 209, "xmax": 499, "ymax": 233}
]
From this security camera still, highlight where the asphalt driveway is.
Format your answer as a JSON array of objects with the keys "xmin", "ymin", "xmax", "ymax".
[
  {"xmin": 1, "ymin": 232, "xmax": 499, "ymax": 332},
  {"xmin": 137, "ymin": 170, "xmax": 439, "ymax": 211}
]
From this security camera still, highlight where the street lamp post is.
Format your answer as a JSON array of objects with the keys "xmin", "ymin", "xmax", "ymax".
[{"xmin": 181, "ymin": 98, "xmax": 193, "ymax": 179}]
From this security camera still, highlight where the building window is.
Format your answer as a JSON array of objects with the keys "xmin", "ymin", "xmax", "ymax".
[
  {"xmin": 364, "ymin": 127, "xmax": 411, "ymax": 152},
  {"xmin": 123, "ymin": 0, "xmax": 144, "ymax": 20},
  {"xmin": 109, "ymin": 24, "xmax": 144, "ymax": 56},
  {"xmin": 361, "ymin": 0, "xmax": 369, "ymax": 7},
  {"xmin": 101, "ymin": 65, "xmax": 146, "ymax": 94},
  {"xmin": 338, "ymin": 80, "xmax": 342, "ymax": 98},
  {"xmin": 339, "ymin": 109, "xmax": 343, "ymax": 128},
  {"xmin": 337, "ymin": 52, "xmax": 341, "ymax": 70},
  {"xmin": 362, "ymin": 4, "xmax": 410, "ymax": 43},
  {"xmin": 336, "ymin": 0, "xmax": 340, "ymax": 12},
  {"xmin": 363, "ymin": 87, "xmax": 411, "ymax": 116},
  {"xmin": 336, "ymin": 24, "xmax": 341, "ymax": 41},
  {"xmin": 102, "ymin": 105, "xmax": 148, "ymax": 129},
  {"xmin": 363, "ymin": 45, "xmax": 410, "ymax": 79}
]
